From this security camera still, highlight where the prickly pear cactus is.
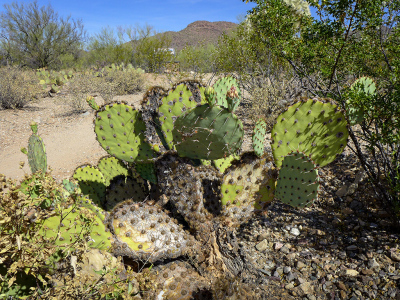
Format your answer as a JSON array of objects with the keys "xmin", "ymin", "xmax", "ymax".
[
  {"xmin": 219, "ymin": 152, "xmax": 277, "ymax": 226},
  {"xmin": 73, "ymin": 165, "xmax": 106, "ymax": 207},
  {"xmin": 38, "ymin": 205, "xmax": 113, "ymax": 251},
  {"xmin": 104, "ymin": 175, "xmax": 149, "ymax": 211},
  {"xmin": 252, "ymin": 118, "xmax": 267, "ymax": 157},
  {"xmin": 97, "ymin": 156, "xmax": 129, "ymax": 186},
  {"xmin": 94, "ymin": 102, "xmax": 157, "ymax": 162},
  {"xmin": 134, "ymin": 162, "xmax": 157, "ymax": 184},
  {"xmin": 141, "ymin": 86, "xmax": 168, "ymax": 153},
  {"xmin": 26, "ymin": 122, "xmax": 47, "ymax": 174},
  {"xmin": 144, "ymin": 261, "xmax": 211, "ymax": 300},
  {"xmin": 271, "ymin": 98, "xmax": 348, "ymax": 168},
  {"xmin": 213, "ymin": 76, "xmax": 241, "ymax": 111},
  {"xmin": 212, "ymin": 154, "xmax": 240, "ymax": 174},
  {"xmin": 157, "ymin": 83, "xmax": 200, "ymax": 150},
  {"xmin": 173, "ymin": 104, "xmax": 244, "ymax": 160},
  {"xmin": 275, "ymin": 151, "xmax": 319, "ymax": 208},
  {"xmin": 110, "ymin": 200, "xmax": 198, "ymax": 262}
]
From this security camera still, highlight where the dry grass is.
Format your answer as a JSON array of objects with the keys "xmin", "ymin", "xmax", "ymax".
[{"xmin": 0, "ymin": 67, "xmax": 42, "ymax": 109}]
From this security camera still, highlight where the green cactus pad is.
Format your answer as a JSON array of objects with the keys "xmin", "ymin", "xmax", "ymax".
[
  {"xmin": 173, "ymin": 104, "xmax": 244, "ymax": 160},
  {"xmin": 213, "ymin": 76, "xmax": 241, "ymax": 111},
  {"xmin": 158, "ymin": 83, "xmax": 198, "ymax": 149},
  {"xmin": 275, "ymin": 151, "xmax": 319, "ymax": 208},
  {"xmin": 77, "ymin": 195, "xmax": 109, "ymax": 222},
  {"xmin": 38, "ymin": 206, "xmax": 112, "ymax": 251},
  {"xmin": 134, "ymin": 162, "xmax": 157, "ymax": 184},
  {"xmin": 148, "ymin": 261, "xmax": 210, "ymax": 300},
  {"xmin": 97, "ymin": 156, "xmax": 129, "ymax": 186},
  {"xmin": 271, "ymin": 99, "xmax": 348, "ymax": 168},
  {"xmin": 252, "ymin": 119, "xmax": 267, "ymax": 157},
  {"xmin": 219, "ymin": 152, "xmax": 277, "ymax": 226},
  {"xmin": 110, "ymin": 201, "xmax": 197, "ymax": 262},
  {"xmin": 94, "ymin": 102, "xmax": 157, "ymax": 162},
  {"xmin": 105, "ymin": 175, "xmax": 149, "ymax": 211},
  {"xmin": 73, "ymin": 165, "xmax": 106, "ymax": 207},
  {"xmin": 27, "ymin": 131, "xmax": 47, "ymax": 174},
  {"xmin": 212, "ymin": 154, "xmax": 240, "ymax": 174}
]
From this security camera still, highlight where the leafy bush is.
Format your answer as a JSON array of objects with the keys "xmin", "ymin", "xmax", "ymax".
[
  {"xmin": 0, "ymin": 67, "xmax": 41, "ymax": 109},
  {"xmin": 102, "ymin": 68, "xmax": 145, "ymax": 95}
]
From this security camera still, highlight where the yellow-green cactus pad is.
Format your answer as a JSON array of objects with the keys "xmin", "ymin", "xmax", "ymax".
[
  {"xmin": 271, "ymin": 99, "xmax": 348, "ymax": 168},
  {"xmin": 110, "ymin": 201, "xmax": 196, "ymax": 262}
]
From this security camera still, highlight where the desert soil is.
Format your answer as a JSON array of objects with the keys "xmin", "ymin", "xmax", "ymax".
[{"xmin": 0, "ymin": 74, "xmax": 175, "ymax": 182}]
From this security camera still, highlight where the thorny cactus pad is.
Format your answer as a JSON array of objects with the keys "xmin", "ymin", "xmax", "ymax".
[
  {"xmin": 213, "ymin": 76, "xmax": 241, "ymax": 111},
  {"xmin": 105, "ymin": 175, "xmax": 149, "ymax": 211},
  {"xmin": 26, "ymin": 122, "xmax": 47, "ymax": 174},
  {"xmin": 173, "ymin": 104, "xmax": 244, "ymax": 160},
  {"xmin": 38, "ymin": 206, "xmax": 112, "ymax": 252},
  {"xmin": 252, "ymin": 118, "xmax": 267, "ymax": 157},
  {"xmin": 275, "ymin": 151, "xmax": 319, "ymax": 208},
  {"xmin": 134, "ymin": 162, "xmax": 157, "ymax": 184},
  {"xmin": 94, "ymin": 102, "xmax": 157, "ymax": 162},
  {"xmin": 145, "ymin": 261, "xmax": 211, "ymax": 300},
  {"xmin": 157, "ymin": 83, "xmax": 198, "ymax": 150},
  {"xmin": 212, "ymin": 154, "xmax": 240, "ymax": 174},
  {"xmin": 73, "ymin": 165, "xmax": 106, "ymax": 207},
  {"xmin": 97, "ymin": 156, "xmax": 129, "ymax": 186},
  {"xmin": 220, "ymin": 153, "xmax": 277, "ymax": 226},
  {"xmin": 110, "ymin": 201, "xmax": 197, "ymax": 262},
  {"xmin": 271, "ymin": 99, "xmax": 348, "ymax": 168}
]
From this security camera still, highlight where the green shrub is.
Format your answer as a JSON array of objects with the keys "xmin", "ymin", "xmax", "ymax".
[{"xmin": 0, "ymin": 67, "xmax": 41, "ymax": 109}]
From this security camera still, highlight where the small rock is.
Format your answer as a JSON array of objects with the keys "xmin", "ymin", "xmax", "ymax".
[
  {"xmin": 274, "ymin": 242, "xmax": 284, "ymax": 251},
  {"xmin": 346, "ymin": 245, "xmax": 357, "ymax": 251},
  {"xmin": 255, "ymin": 240, "xmax": 269, "ymax": 252},
  {"xmin": 290, "ymin": 227, "xmax": 300, "ymax": 236},
  {"xmin": 361, "ymin": 269, "xmax": 374, "ymax": 275},
  {"xmin": 264, "ymin": 261, "xmax": 276, "ymax": 270},
  {"xmin": 368, "ymin": 258, "xmax": 380, "ymax": 269},
  {"xmin": 283, "ymin": 266, "xmax": 291, "ymax": 274},
  {"xmin": 336, "ymin": 185, "xmax": 349, "ymax": 197},
  {"xmin": 257, "ymin": 233, "xmax": 269, "ymax": 241},
  {"xmin": 296, "ymin": 261, "xmax": 306, "ymax": 270},
  {"xmin": 280, "ymin": 246, "xmax": 290, "ymax": 254},
  {"xmin": 337, "ymin": 281, "xmax": 347, "ymax": 291},
  {"xmin": 342, "ymin": 207, "xmax": 354, "ymax": 215},
  {"xmin": 285, "ymin": 282, "xmax": 295, "ymax": 290},
  {"xmin": 390, "ymin": 251, "xmax": 400, "ymax": 262},
  {"xmin": 345, "ymin": 269, "xmax": 359, "ymax": 276},
  {"xmin": 298, "ymin": 282, "xmax": 313, "ymax": 295},
  {"xmin": 287, "ymin": 271, "xmax": 296, "ymax": 282}
]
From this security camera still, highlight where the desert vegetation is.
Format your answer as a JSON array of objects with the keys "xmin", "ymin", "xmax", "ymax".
[{"xmin": 1, "ymin": 0, "xmax": 400, "ymax": 299}]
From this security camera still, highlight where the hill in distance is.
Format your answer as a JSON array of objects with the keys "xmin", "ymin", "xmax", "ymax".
[{"xmin": 155, "ymin": 20, "xmax": 237, "ymax": 51}]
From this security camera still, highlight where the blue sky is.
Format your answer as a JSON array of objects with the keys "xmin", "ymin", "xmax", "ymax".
[{"xmin": 0, "ymin": 0, "xmax": 257, "ymax": 37}]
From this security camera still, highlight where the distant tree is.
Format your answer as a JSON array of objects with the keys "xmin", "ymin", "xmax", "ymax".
[{"xmin": 0, "ymin": 1, "xmax": 85, "ymax": 68}]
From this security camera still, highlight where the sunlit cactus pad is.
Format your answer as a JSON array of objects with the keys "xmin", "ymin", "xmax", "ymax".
[
  {"xmin": 252, "ymin": 118, "xmax": 267, "ymax": 157},
  {"xmin": 220, "ymin": 152, "xmax": 277, "ymax": 226},
  {"xmin": 213, "ymin": 76, "xmax": 241, "ymax": 111},
  {"xmin": 38, "ymin": 206, "xmax": 113, "ymax": 251},
  {"xmin": 275, "ymin": 151, "xmax": 319, "ymax": 208},
  {"xmin": 110, "ymin": 201, "xmax": 197, "ymax": 262},
  {"xmin": 97, "ymin": 156, "xmax": 129, "ymax": 186},
  {"xmin": 173, "ymin": 104, "xmax": 244, "ymax": 160},
  {"xmin": 145, "ymin": 261, "xmax": 211, "ymax": 300},
  {"xmin": 212, "ymin": 153, "xmax": 240, "ymax": 174},
  {"xmin": 94, "ymin": 102, "xmax": 157, "ymax": 162},
  {"xmin": 157, "ymin": 83, "xmax": 198, "ymax": 149},
  {"xmin": 27, "ymin": 133, "xmax": 47, "ymax": 174},
  {"xmin": 73, "ymin": 165, "xmax": 106, "ymax": 207},
  {"xmin": 271, "ymin": 98, "xmax": 348, "ymax": 168}
]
